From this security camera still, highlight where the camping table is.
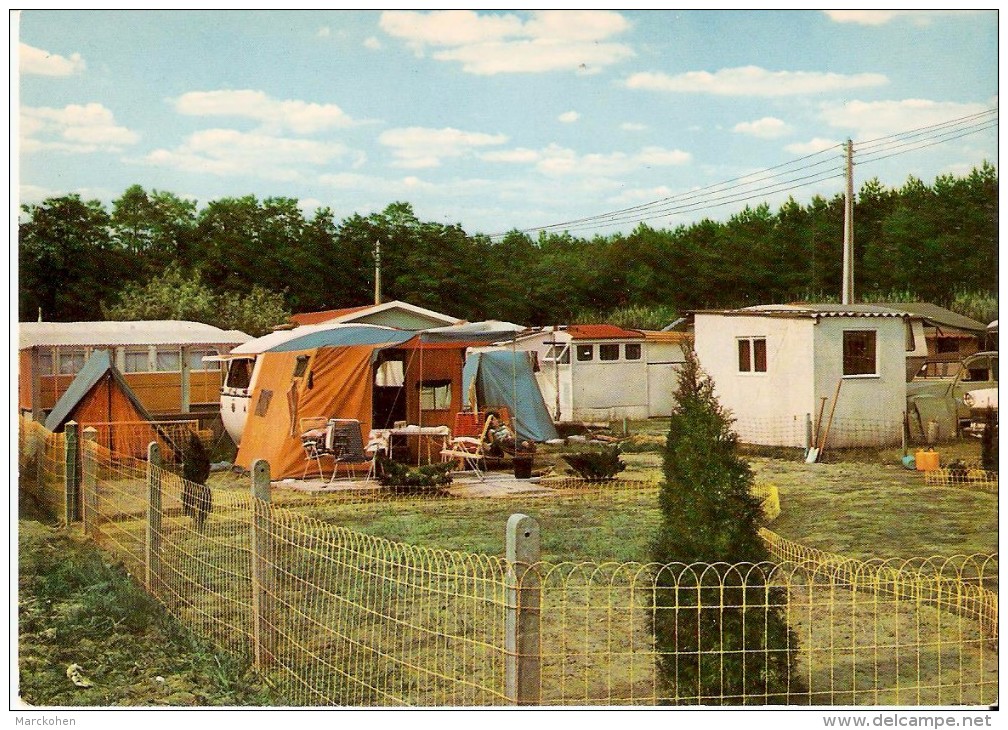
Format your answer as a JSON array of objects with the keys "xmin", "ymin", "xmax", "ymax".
[{"xmin": 370, "ymin": 425, "xmax": 451, "ymax": 465}]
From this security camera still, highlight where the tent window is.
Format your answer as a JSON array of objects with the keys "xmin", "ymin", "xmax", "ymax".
[
  {"xmin": 58, "ymin": 350, "xmax": 86, "ymax": 375},
  {"xmin": 418, "ymin": 380, "xmax": 452, "ymax": 410},
  {"xmin": 599, "ymin": 344, "xmax": 620, "ymax": 361},
  {"xmin": 843, "ymin": 330, "xmax": 877, "ymax": 376},
  {"xmin": 576, "ymin": 345, "xmax": 594, "ymax": 362},
  {"xmin": 293, "ymin": 355, "xmax": 310, "ymax": 378},
  {"xmin": 156, "ymin": 349, "xmax": 181, "ymax": 372},
  {"xmin": 625, "ymin": 343, "xmax": 642, "ymax": 360},
  {"xmin": 255, "ymin": 389, "xmax": 273, "ymax": 417},
  {"xmin": 124, "ymin": 350, "xmax": 150, "ymax": 373}
]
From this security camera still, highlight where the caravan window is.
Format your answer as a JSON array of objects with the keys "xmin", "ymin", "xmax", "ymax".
[
  {"xmin": 419, "ymin": 380, "xmax": 452, "ymax": 410},
  {"xmin": 293, "ymin": 355, "xmax": 310, "ymax": 378},
  {"xmin": 599, "ymin": 344, "xmax": 620, "ymax": 361},
  {"xmin": 543, "ymin": 344, "xmax": 570, "ymax": 364},
  {"xmin": 58, "ymin": 350, "xmax": 86, "ymax": 375},
  {"xmin": 576, "ymin": 345, "xmax": 594, "ymax": 362},
  {"xmin": 625, "ymin": 343, "xmax": 642, "ymax": 360},
  {"xmin": 843, "ymin": 331, "xmax": 877, "ymax": 376},
  {"xmin": 189, "ymin": 349, "xmax": 219, "ymax": 371},
  {"xmin": 225, "ymin": 359, "xmax": 253, "ymax": 389},
  {"xmin": 37, "ymin": 350, "xmax": 54, "ymax": 376},
  {"xmin": 124, "ymin": 350, "xmax": 150, "ymax": 373},
  {"xmin": 156, "ymin": 348, "xmax": 181, "ymax": 372}
]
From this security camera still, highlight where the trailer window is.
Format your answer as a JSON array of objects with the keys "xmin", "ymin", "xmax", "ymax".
[
  {"xmin": 576, "ymin": 345, "xmax": 594, "ymax": 362},
  {"xmin": 599, "ymin": 344, "xmax": 620, "ymax": 361},
  {"xmin": 625, "ymin": 343, "xmax": 642, "ymax": 360}
]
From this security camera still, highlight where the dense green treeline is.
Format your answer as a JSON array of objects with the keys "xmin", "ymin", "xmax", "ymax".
[{"xmin": 19, "ymin": 163, "xmax": 997, "ymax": 333}]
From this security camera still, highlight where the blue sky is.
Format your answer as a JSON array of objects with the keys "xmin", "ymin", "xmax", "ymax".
[{"xmin": 16, "ymin": 9, "xmax": 999, "ymax": 238}]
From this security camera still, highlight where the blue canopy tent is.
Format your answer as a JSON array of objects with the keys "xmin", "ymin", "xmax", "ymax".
[{"xmin": 463, "ymin": 349, "xmax": 558, "ymax": 442}]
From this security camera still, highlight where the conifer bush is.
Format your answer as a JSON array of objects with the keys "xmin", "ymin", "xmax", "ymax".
[{"xmin": 652, "ymin": 345, "xmax": 801, "ymax": 704}]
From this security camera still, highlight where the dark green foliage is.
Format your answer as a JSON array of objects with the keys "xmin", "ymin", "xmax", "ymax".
[
  {"xmin": 561, "ymin": 447, "xmax": 626, "ymax": 480},
  {"xmin": 376, "ymin": 457, "xmax": 454, "ymax": 493},
  {"xmin": 980, "ymin": 407, "xmax": 998, "ymax": 471},
  {"xmin": 652, "ymin": 346, "xmax": 800, "ymax": 704},
  {"xmin": 181, "ymin": 433, "xmax": 213, "ymax": 531}
]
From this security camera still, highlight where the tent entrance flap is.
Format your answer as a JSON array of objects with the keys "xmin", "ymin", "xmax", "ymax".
[
  {"xmin": 463, "ymin": 350, "xmax": 559, "ymax": 443},
  {"xmin": 373, "ymin": 354, "xmax": 407, "ymax": 429}
]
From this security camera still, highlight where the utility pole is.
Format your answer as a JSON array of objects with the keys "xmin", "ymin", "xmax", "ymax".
[
  {"xmin": 842, "ymin": 138, "xmax": 854, "ymax": 304},
  {"xmin": 374, "ymin": 238, "xmax": 382, "ymax": 305}
]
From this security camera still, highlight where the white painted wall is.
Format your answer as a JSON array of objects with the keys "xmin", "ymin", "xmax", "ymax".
[
  {"xmin": 694, "ymin": 314, "xmax": 814, "ymax": 447},
  {"xmin": 645, "ymin": 341, "xmax": 685, "ymax": 418},
  {"xmin": 570, "ymin": 341, "xmax": 649, "ymax": 421}
]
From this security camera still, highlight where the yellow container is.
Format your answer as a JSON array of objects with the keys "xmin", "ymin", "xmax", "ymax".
[{"xmin": 915, "ymin": 449, "xmax": 940, "ymax": 471}]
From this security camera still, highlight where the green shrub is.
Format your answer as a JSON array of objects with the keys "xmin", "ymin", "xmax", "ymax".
[
  {"xmin": 652, "ymin": 346, "xmax": 801, "ymax": 704},
  {"xmin": 377, "ymin": 458, "xmax": 454, "ymax": 493},
  {"xmin": 561, "ymin": 447, "xmax": 626, "ymax": 480},
  {"xmin": 981, "ymin": 407, "xmax": 998, "ymax": 471}
]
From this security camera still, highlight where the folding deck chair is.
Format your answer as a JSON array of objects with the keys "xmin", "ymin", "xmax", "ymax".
[{"xmin": 440, "ymin": 411, "xmax": 495, "ymax": 478}]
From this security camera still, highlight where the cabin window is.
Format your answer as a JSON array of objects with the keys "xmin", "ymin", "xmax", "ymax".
[
  {"xmin": 625, "ymin": 343, "xmax": 642, "ymax": 361},
  {"xmin": 255, "ymin": 389, "xmax": 273, "ymax": 416},
  {"xmin": 418, "ymin": 380, "xmax": 452, "ymax": 410},
  {"xmin": 37, "ymin": 350, "xmax": 54, "ymax": 376},
  {"xmin": 225, "ymin": 359, "xmax": 253, "ymax": 389},
  {"xmin": 576, "ymin": 345, "xmax": 594, "ymax": 362},
  {"xmin": 156, "ymin": 348, "xmax": 181, "ymax": 372},
  {"xmin": 293, "ymin": 355, "xmax": 310, "ymax": 378},
  {"xmin": 58, "ymin": 350, "xmax": 86, "ymax": 375},
  {"xmin": 599, "ymin": 344, "xmax": 620, "ymax": 361},
  {"xmin": 188, "ymin": 349, "xmax": 219, "ymax": 372},
  {"xmin": 738, "ymin": 337, "xmax": 766, "ymax": 373},
  {"xmin": 124, "ymin": 350, "xmax": 150, "ymax": 373},
  {"xmin": 544, "ymin": 344, "xmax": 570, "ymax": 364},
  {"xmin": 843, "ymin": 331, "xmax": 877, "ymax": 376}
]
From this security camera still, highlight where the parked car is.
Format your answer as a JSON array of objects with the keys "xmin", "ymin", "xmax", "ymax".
[{"xmin": 906, "ymin": 351, "xmax": 998, "ymax": 440}]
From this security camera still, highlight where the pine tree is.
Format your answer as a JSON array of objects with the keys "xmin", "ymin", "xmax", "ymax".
[{"xmin": 652, "ymin": 345, "xmax": 800, "ymax": 704}]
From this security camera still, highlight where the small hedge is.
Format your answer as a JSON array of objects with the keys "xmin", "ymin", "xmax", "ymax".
[
  {"xmin": 376, "ymin": 458, "xmax": 454, "ymax": 493},
  {"xmin": 561, "ymin": 446, "xmax": 626, "ymax": 480}
]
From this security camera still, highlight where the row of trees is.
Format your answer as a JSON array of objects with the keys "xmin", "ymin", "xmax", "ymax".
[{"xmin": 19, "ymin": 163, "xmax": 997, "ymax": 333}]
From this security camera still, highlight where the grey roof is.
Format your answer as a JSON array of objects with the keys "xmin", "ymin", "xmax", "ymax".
[
  {"xmin": 877, "ymin": 302, "xmax": 987, "ymax": 334},
  {"xmin": 693, "ymin": 303, "xmax": 909, "ymax": 319},
  {"xmin": 44, "ymin": 351, "xmax": 153, "ymax": 431},
  {"xmin": 20, "ymin": 320, "xmax": 251, "ymax": 350}
]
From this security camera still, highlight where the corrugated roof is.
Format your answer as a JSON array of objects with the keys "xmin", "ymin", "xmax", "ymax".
[
  {"xmin": 566, "ymin": 324, "xmax": 645, "ymax": 340},
  {"xmin": 879, "ymin": 302, "xmax": 987, "ymax": 333},
  {"xmin": 44, "ymin": 350, "xmax": 152, "ymax": 431},
  {"xmin": 19, "ymin": 321, "xmax": 251, "ymax": 349},
  {"xmin": 641, "ymin": 330, "xmax": 690, "ymax": 343},
  {"xmin": 692, "ymin": 303, "xmax": 909, "ymax": 320}
]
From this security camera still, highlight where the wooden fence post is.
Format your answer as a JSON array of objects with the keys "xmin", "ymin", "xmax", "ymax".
[
  {"xmin": 81, "ymin": 427, "xmax": 98, "ymax": 538},
  {"xmin": 146, "ymin": 441, "xmax": 163, "ymax": 596},
  {"xmin": 505, "ymin": 513, "xmax": 541, "ymax": 705},
  {"xmin": 804, "ymin": 413, "xmax": 813, "ymax": 454},
  {"xmin": 64, "ymin": 421, "xmax": 79, "ymax": 524},
  {"xmin": 251, "ymin": 459, "xmax": 276, "ymax": 668}
]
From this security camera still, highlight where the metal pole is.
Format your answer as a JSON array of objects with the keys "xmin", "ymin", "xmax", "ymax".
[
  {"xmin": 505, "ymin": 513, "xmax": 541, "ymax": 705},
  {"xmin": 251, "ymin": 458, "xmax": 276, "ymax": 667},
  {"xmin": 374, "ymin": 238, "xmax": 382, "ymax": 305},
  {"xmin": 842, "ymin": 138, "xmax": 855, "ymax": 304},
  {"xmin": 146, "ymin": 441, "xmax": 163, "ymax": 596}
]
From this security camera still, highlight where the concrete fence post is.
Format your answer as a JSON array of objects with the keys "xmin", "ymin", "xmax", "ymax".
[
  {"xmin": 251, "ymin": 459, "xmax": 276, "ymax": 668},
  {"xmin": 505, "ymin": 513, "xmax": 541, "ymax": 705},
  {"xmin": 64, "ymin": 421, "xmax": 79, "ymax": 524},
  {"xmin": 146, "ymin": 441, "xmax": 163, "ymax": 596},
  {"xmin": 81, "ymin": 427, "xmax": 98, "ymax": 538}
]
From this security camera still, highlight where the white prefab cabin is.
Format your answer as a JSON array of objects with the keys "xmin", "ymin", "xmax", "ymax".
[
  {"xmin": 509, "ymin": 325, "xmax": 688, "ymax": 423},
  {"xmin": 693, "ymin": 304, "xmax": 913, "ymax": 448}
]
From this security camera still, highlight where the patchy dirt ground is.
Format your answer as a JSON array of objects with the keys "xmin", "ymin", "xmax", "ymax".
[{"xmin": 17, "ymin": 519, "xmax": 276, "ymax": 707}]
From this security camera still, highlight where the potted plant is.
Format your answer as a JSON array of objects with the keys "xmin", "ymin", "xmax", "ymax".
[{"xmin": 512, "ymin": 440, "xmax": 536, "ymax": 479}]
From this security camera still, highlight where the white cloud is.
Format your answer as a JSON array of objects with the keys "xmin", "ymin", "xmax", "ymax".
[
  {"xmin": 621, "ymin": 122, "xmax": 647, "ymax": 132},
  {"xmin": 819, "ymin": 98, "xmax": 993, "ymax": 138},
  {"xmin": 733, "ymin": 116, "xmax": 793, "ymax": 139},
  {"xmin": 379, "ymin": 126, "xmax": 508, "ymax": 168},
  {"xmin": 364, "ymin": 36, "xmax": 382, "ymax": 50},
  {"xmin": 785, "ymin": 137, "xmax": 841, "ymax": 155},
  {"xmin": 21, "ymin": 103, "xmax": 139, "ymax": 153},
  {"xmin": 608, "ymin": 185, "xmax": 675, "ymax": 205},
  {"xmin": 317, "ymin": 26, "xmax": 331, "ymax": 38},
  {"xmin": 379, "ymin": 10, "xmax": 633, "ymax": 75},
  {"xmin": 624, "ymin": 65, "xmax": 888, "ymax": 96},
  {"xmin": 143, "ymin": 128, "xmax": 356, "ymax": 181},
  {"xmin": 483, "ymin": 142, "xmax": 691, "ymax": 177},
  {"xmin": 558, "ymin": 111, "xmax": 580, "ymax": 124},
  {"xmin": 20, "ymin": 43, "xmax": 85, "ymax": 76},
  {"xmin": 173, "ymin": 90, "xmax": 356, "ymax": 134},
  {"xmin": 823, "ymin": 10, "xmax": 981, "ymax": 26}
]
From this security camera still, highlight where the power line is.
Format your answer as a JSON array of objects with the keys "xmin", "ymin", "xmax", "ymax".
[{"xmin": 489, "ymin": 108, "xmax": 997, "ymax": 241}]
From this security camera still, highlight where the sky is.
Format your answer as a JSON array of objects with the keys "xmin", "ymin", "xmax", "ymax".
[{"xmin": 14, "ymin": 9, "xmax": 999, "ymax": 239}]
